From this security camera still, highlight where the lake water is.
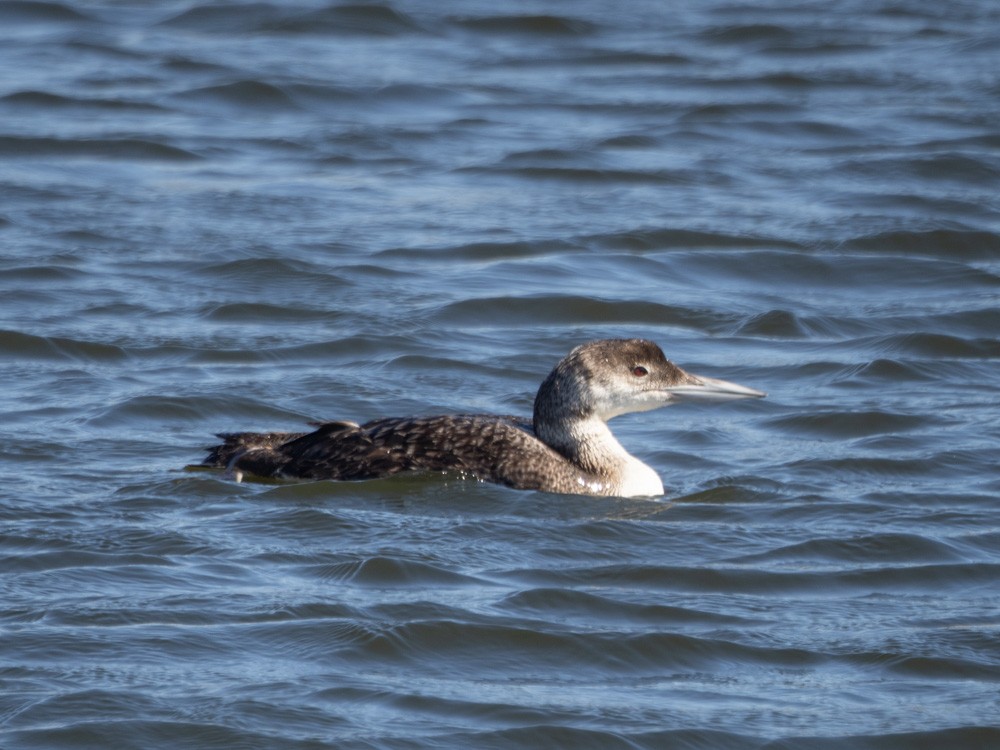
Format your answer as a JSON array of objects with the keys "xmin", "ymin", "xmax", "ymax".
[{"xmin": 1, "ymin": 1, "xmax": 999, "ymax": 748}]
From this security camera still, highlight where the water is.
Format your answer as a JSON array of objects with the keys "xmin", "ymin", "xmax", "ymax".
[{"xmin": 2, "ymin": 1, "xmax": 999, "ymax": 748}]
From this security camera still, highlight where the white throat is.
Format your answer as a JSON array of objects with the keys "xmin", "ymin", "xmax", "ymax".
[{"xmin": 561, "ymin": 416, "xmax": 664, "ymax": 498}]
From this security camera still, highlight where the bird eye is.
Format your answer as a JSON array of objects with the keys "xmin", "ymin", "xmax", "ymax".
[{"xmin": 632, "ymin": 366, "xmax": 648, "ymax": 377}]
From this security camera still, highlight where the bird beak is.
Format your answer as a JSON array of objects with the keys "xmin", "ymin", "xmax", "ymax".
[{"xmin": 666, "ymin": 373, "xmax": 766, "ymax": 402}]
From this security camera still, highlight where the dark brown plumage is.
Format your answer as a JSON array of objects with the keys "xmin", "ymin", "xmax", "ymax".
[
  {"xmin": 204, "ymin": 415, "xmax": 596, "ymax": 492},
  {"xmin": 197, "ymin": 339, "xmax": 764, "ymax": 497}
]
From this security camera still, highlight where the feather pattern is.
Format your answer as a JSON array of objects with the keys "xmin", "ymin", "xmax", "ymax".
[{"xmin": 197, "ymin": 339, "xmax": 764, "ymax": 497}]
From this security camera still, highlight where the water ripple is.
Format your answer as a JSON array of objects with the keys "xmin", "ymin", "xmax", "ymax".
[{"xmin": 2, "ymin": 0, "xmax": 999, "ymax": 746}]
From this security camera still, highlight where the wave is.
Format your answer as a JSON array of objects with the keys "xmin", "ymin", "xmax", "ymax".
[
  {"xmin": 498, "ymin": 561, "xmax": 1000, "ymax": 596},
  {"xmin": 0, "ymin": 329, "xmax": 127, "ymax": 362},
  {"xmin": 0, "ymin": 135, "xmax": 200, "ymax": 161},
  {"xmin": 159, "ymin": 2, "xmax": 424, "ymax": 36},
  {"xmin": 842, "ymin": 229, "xmax": 1000, "ymax": 260},
  {"xmin": 6, "ymin": 721, "xmax": 997, "ymax": 750},
  {"xmin": 1, "ymin": 90, "xmax": 166, "ymax": 112},
  {"xmin": 297, "ymin": 555, "xmax": 486, "ymax": 587},
  {"xmin": 429, "ymin": 294, "xmax": 739, "ymax": 332},
  {"xmin": 764, "ymin": 410, "xmax": 935, "ymax": 439},
  {"xmin": 0, "ymin": 0, "xmax": 94, "ymax": 24},
  {"xmin": 501, "ymin": 587, "xmax": 761, "ymax": 627},
  {"xmin": 452, "ymin": 14, "xmax": 596, "ymax": 36},
  {"xmin": 459, "ymin": 163, "xmax": 704, "ymax": 185},
  {"xmin": 175, "ymin": 80, "xmax": 302, "ymax": 112}
]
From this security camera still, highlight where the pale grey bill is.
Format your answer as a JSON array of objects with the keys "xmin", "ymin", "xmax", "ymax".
[{"xmin": 667, "ymin": 374, "xmax": 767, "ymax": 401}]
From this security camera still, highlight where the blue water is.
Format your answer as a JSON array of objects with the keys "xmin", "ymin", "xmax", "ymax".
[{"xmin": 2, "ymin": 1, "xmax": 999, "ymax": 748}]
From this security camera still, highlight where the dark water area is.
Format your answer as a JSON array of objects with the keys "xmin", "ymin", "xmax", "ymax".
[{"xmin": 2, "ymin": 0, "xmax": 999, "ymax": 747}]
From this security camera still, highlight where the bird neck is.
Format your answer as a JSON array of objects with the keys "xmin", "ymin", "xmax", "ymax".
[{"xmin": 534, "ymin": 414, "xmax": 664, "ymax": 497}]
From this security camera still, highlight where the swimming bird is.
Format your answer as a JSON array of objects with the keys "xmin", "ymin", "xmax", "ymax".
[{"xmin": 198, "ymin": 339, "xmax": 764, "ymax": 497}]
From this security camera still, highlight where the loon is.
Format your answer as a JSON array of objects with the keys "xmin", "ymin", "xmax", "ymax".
[{"xmin": 198, "ymin": 339, "xmax": 764, "ymax": 497}]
